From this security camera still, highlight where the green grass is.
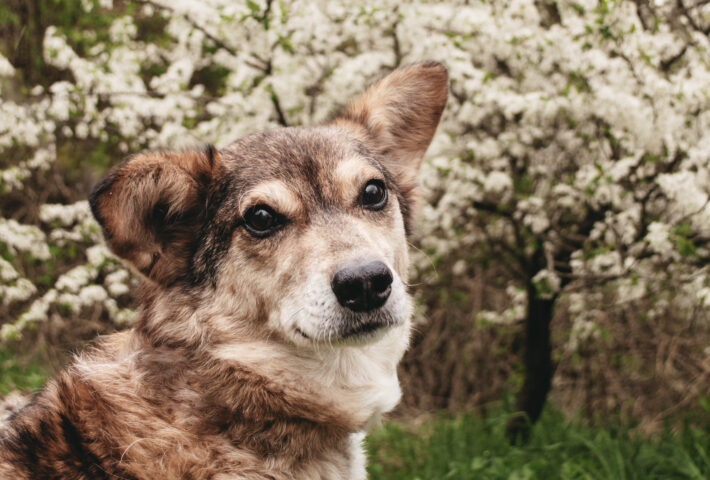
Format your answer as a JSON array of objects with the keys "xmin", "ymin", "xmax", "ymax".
[
  {"xmin": 366, "ymin": 409, "xmax": 710, "ymax": 480},
  {"xmin": 2, "ymin": 355, "xmax": 709, "ymax": 480},
  {"xmin": 0, "ymin": 348, "xmax": 47, "ymax": 395}
]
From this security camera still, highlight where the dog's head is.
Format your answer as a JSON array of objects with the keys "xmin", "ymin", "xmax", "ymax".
[{"xmin": 90, "ymin": 62, "xmax": 447, "ymax": 349}]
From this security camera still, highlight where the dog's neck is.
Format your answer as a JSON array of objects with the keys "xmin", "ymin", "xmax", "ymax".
[
  {"xmin": 190, "ymin": 357, "xmax": 358, "ymax": 465},
  {"xmin": 208, "ymin": 331, "xmax": 407, "ymax": 430},
  {"xmin": 124, "ymin": 296, "xmax": 408, "ymax": 466}
]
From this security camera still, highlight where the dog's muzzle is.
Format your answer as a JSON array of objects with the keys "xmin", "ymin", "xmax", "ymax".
[{"xmin": 331, "ymin": 261, "xmax": 393, "ymax": 313}]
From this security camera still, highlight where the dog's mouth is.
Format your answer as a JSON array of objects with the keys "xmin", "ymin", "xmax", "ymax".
[
  {"xmin": 295, "ymin": 327, "xmax": 310, "ymax": 339},
  {"xmin": 340, "ymin": 322, "xmax": 382, "ymax": 339},
  {"xmin": 339, "ymin": 318, "xmax": 395, "ymax": 339},
  {"xmin": 294, "ymin": 317, "xmax": 397, "ymax": 342}
]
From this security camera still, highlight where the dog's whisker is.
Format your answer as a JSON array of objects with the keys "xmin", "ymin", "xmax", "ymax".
[{"xmin": 407, "ymin": 240, "xmax": 440, "ymax": 280}]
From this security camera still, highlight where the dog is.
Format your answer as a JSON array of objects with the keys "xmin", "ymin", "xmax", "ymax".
[{"xmin": 0, "ymin": 61, "xmax": 447, "ymax": 479}]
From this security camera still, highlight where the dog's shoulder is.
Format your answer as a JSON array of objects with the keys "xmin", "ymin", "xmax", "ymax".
[
  {"xmin": 0, "ymin": 332, "xmax": 365, "ymax": 479},
  {"xmin": 0, "ymin": 332, "xmax": 142, "ymax": 479},
  {"xmin": 0, "ymin": 365, "xmax": 119, "ymax": 478}
]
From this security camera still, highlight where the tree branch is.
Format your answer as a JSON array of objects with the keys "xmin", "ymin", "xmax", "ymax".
[{"xmin": 136, "ymin": 0, "xmax": 267, "ymax": 71}]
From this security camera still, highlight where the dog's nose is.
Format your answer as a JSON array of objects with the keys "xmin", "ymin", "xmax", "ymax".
[{"xmin": 331, "ymin": 261, "xmax": 393, "ymax": 312}]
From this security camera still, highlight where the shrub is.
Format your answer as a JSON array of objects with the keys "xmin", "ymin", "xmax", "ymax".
[{"xmin": 1, "ymin": 1, "xmax": 709, "ymax": 431}]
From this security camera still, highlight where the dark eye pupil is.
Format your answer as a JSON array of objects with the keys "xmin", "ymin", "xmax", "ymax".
[
  {"xmin": 247, "ymin": 208, "xmax": 274, "ymax": 231},
  {"xmin": 363, "ymin": 182, "xmax": 385, "ymax": 205}
]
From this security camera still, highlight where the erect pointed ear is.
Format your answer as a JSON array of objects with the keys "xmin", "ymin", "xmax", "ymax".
[
  {"xmin": 332, "ymin": 61, "xmax": 448, "ymax": 187},
  {"xmin": 89, "ymin": 147, "xmax": 221, "ymax": 285}
]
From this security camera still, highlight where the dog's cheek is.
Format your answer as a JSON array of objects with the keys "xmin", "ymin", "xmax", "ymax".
[
  {"xmin": 391, "ymin": 222, "xmax": 410, "ymax": 283},
  {"xmin": 364, "ymin": 202, "xmax": 410, "ymax": 283},
  {"xmin": 393, "ymin": 239, "xmax": 409, "ymax": 283},
  {"xmin": 205, "ymin": 257, "xmax": 266, "ymax": 331},
  {"xmin": 210, "ymin": 238, "xmax": 302, "ymax": 330}
]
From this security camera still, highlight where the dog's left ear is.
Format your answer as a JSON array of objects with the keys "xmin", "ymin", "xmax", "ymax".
[
  {"xmin": 332, "ymin": 60, "xmax": 448, "ymax": 189},
  {"xmin": 89, "ymin": 147, "xmax": 221, "ymax": 285}
]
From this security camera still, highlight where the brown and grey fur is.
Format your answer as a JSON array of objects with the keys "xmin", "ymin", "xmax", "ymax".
[{"xmin": 0, "ymin": 61, "xmax": 448, "ymax": 479}]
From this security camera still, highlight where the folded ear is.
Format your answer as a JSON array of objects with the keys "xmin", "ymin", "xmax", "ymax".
[
  {"xmin": 89, "ymin": 147, "xmax": 221, "ymax": 285},
  {"xmin": 332, "ymin": 61, "xmax": 448, "ymax": 188}
]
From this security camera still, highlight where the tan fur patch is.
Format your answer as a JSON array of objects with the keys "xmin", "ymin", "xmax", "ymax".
[
  {"xmin": 239, "ymin": 179, "xmax": 304, "ymax": 220},
  {"xmin": 333, "ymin": 156, "xmax": 385, "ymax": 207}
]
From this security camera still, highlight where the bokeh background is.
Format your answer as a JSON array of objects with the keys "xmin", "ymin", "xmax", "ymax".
[{"xmin": 2, "ymin": 0, "xmax": 710, "ymax": 477}]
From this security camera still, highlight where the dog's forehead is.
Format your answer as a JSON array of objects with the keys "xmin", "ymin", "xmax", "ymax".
[{"xmin": 220, "ymin": 126, "xmax": 379, "ymax": 191}]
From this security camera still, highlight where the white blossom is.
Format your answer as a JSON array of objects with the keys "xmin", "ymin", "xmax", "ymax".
[
  {"xmin": 1, "ymin": 278, "xmax": 37, "ymax": 306},
  {"xmin": 1, "ymin": 0, "xmax": 710, "ymax": 348},
  {"xmin": 532, "ymin": 269, "xmax": 561, "ymax": 299},
  {"xmin": 0, "ymin": 219, "xmax": 51, "ymax": 260},
  {"xmin": 40, "ymin": 201, "xmax": 93, "ymax": 227},
  {"xmin": 646, "ymin": 222, "xmax": 674, "ymax": 256},
  {"xmin": 0, "ymin": 54, "xmax": 15, "ymax": 77},
  {"xmin": 483, "ymin": 171, "xmax": 513, "ymax": 199}
]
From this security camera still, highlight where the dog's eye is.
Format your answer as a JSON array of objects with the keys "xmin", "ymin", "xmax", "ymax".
[
  {"xmin": 243, "ymin": 205, "xmax": 283, "ymax": 237},
  {"xmin": 360, "ymin": 180, "xmax": 387, "ymax": 210}
]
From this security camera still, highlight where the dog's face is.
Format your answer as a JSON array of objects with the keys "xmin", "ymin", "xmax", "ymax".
[
  {"xmin": 90, "ymin": 62, "xmax": 447, "ymax": 349},
  {"xmin": 208, "ymin": 127, "xmax": 415, "ymax": 347}
]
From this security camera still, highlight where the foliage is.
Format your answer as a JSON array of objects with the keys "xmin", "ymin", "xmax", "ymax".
[
  {"xmin": 412, "ymin": 0, "xmax": 710, "ymax": 341},
  {"xmin": 1, "ymin": 0, "xmax": 710, "ymax": 424},
  {"xmin": 0, "ymin": 348, "xmax": 46, "ymax": 395},
  {"xmin": 367, "ymin": 407, "xmax": 710, "ymax": 480}
]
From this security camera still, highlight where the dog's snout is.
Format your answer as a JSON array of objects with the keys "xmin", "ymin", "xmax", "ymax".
[{"xmin": 331, "ymin": 261, "xmax": 393, "ymax": 312}]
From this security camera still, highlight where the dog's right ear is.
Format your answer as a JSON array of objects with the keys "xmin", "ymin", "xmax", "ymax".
[
  {"xmin": 89, "ymin": 147, "xmax": 221, "ymax": 285},
  {"xmin": 332, "ymin": 61, "xmax": 447, "ymax": 206}
]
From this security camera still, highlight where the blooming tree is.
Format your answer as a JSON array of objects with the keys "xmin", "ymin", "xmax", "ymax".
[
  {"xmin": 1, "ymin": 0, "xmax": 710, "ymax": 440},
  {"xmin": 412, "ymin": 0, "xmax": 710, "ymax": 439}
]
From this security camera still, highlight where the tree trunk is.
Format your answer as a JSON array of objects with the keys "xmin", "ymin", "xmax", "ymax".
[
  {"xmin": 505, "ymin": 284, "xmax": 556, "ymax": 444},
  {"xmin": 3, "ymin": 1, "xmax": 73, "ymax": 88}
]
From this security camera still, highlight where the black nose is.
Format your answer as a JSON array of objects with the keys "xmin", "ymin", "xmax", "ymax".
[{"xmin": 331, "ymin": 261, "xmax": 393, "ymax": 313}]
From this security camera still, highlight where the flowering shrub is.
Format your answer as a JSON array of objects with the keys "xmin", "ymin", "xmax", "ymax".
[{"xmin": 1, "ymin": 0, "xmax": 710, "ymax": 430}]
